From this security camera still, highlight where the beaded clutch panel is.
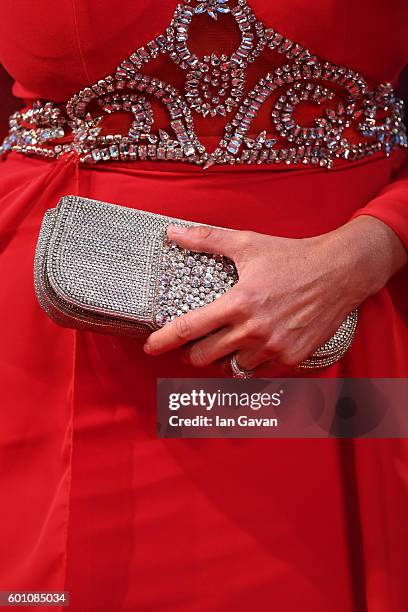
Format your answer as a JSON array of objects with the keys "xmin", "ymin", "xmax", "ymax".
[
  {"xmin": 34, "ymin": 196, "xmax": 239, "ymax": 335},
  {"xmin": 34, "ymin": 195, "xmax": 359, "ymax": 369},
  {"xmin": 1, "ymin": 0, "xmax": 407, "ymax": 169}
]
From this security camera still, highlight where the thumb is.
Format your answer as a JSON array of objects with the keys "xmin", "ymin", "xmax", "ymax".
[{"xmin": 167, "ymin": 224, "xmax": 240, "ymax": 259}]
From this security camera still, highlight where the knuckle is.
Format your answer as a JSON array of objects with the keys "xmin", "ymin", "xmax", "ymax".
[
  {"xmin": 278, "ymin": 350, "xmax": 301, "ymax": 368},
  {"xmin": 225, "ymin": 292, "xmax": 244, "ymax": 318},
  {"xmin": 241, "ymin": 320, "xmax": 265, "ymax": 342},
  {"xmin": 237, "ymin": 230, "xmax": 253, "ymax": 246},
  {"xmin": 174, "ymin": 315, "xmax": 193, "ymax": 340},
  {"xmin": 235, "ymin": 231, "xmax": 255, "ymax": 254},
  {"xmin": 229, "ymin": 288, "xmax": 256, "ymax": 318},
  {"xmin": 194, "ymin": 225, "xmax": 213, "ymax": 240},
  {"xmin": 265, "ymin": 333, "xmax": 285, "ymax": 354},
  {"xmin": 189, "ymin": 344, "xmax": 209, "ymax": 368}
]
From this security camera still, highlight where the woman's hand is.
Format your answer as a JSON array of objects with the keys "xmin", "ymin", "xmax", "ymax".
[{"xmin": 143, "ymin": 215, "xmax": 407, "ymax": 373}]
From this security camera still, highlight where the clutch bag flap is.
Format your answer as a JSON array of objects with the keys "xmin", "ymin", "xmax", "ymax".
[{"xmin": 34, "ymin": 195, "xmax": 238, "ymax": 335}]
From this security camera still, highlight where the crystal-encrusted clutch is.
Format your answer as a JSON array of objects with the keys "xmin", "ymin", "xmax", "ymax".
[{"xmin": 34, "ymin": 195, "xmax": 358, "ymax": 370}]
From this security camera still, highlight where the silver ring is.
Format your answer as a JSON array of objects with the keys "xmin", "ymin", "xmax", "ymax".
[{"xmin": 229, "ymin": 353, "xmax": 255, "ymax": 379}]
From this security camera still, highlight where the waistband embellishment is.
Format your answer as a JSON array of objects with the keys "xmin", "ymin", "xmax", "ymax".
[{"xmin": 1, "ymin": 0, "xmax": 407, "ymax": 169}]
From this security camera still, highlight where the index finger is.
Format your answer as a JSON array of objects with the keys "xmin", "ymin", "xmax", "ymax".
[{"xmin": 143, "ymin": 292, "xmax": 237, "ymax": 355}]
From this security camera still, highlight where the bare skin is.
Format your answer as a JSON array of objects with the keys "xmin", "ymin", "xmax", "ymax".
[{"xmin": 143, "ymin": 215, "xmax": 407, "ymax": 373}]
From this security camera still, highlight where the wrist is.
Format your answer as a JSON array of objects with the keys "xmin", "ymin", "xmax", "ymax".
[{"xmin": 319, "ymin": 216, "xmax": 407, "ymax": 298}]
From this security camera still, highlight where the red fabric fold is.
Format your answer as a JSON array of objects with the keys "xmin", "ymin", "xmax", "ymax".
[{"xmin": 0, "ymin": 2, "xmax": 407, "ymax": 611}]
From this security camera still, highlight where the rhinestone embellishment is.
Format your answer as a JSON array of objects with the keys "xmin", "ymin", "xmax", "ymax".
[
  {"xmin": 0, "ymin": 101, "xmax": 68, "ymax": 159},
  {"xmin": 189, "ymin": 0, "xmax": 231, "ymax": 20},
  {"xmin": 297, "ymin": 309, "xmax": 359, "ymax": 370},
  {"xmin": 34, "ymin": 195, "xmax": 360, "ymax": 369},
  {"xmin": 172, "ymin": 0, "xmax": 262, "ymax": 118},
  {"xmin": 1, "ymin": 0, "xmax": 406, "ymax": 168},
  {"xmin": 155, "ymin": 240, "xmax": 238, "ymax": 326}
]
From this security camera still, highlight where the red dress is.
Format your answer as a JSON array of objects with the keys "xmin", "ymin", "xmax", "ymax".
[{"xmin": 0, "ymin": 1, "xmax": 408, "ymax": 610}]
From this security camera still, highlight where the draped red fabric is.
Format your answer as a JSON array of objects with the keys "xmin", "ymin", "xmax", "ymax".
[{"xmin": 0, "ymin": 2, "xmax": 407, "ymax": 611}]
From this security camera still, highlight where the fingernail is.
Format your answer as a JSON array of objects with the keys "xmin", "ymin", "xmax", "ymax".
[
  {"xmin": 143, "ymin": 343, "xmax": 153, "ymax": 354},
  {"xmin": 168, "ymin": 225, "xmax": 188, "ymax": 234}
]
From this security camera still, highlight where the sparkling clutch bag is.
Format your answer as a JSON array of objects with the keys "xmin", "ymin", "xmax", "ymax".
[{"xmin": 34, "ymin": 195, "xmax": 358, "ymax": 370}]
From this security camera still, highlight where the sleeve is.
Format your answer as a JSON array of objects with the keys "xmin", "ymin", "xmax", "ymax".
[
  {"xmin": 0, "ymin": 63, "xmax": 18, "ymax": 140},
  {"xmin": 350, "ymin": 153, "xmax": 408, "ymax": 252}
]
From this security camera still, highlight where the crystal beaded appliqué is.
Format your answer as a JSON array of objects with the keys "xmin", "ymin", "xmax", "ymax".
[
  {"xmin": 1, "ymin": 0, "xmax": 406, "ymax": 168},
  {"xmin": 155, "ymin": 240, "xmax": 238, "ymax": 326}
]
